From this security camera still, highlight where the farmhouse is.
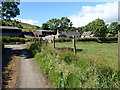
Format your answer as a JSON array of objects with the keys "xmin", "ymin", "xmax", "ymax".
[
  {"xmin": 81, "ymin": 31, "xmax": 94, "ymax": 38},
  {"xmin": 32, "ymin": 30, "xmax": 55, "ymax": 37},
  {"xmin": 1, "ymin": 26, "xmax": 23, "ymax": 37}
]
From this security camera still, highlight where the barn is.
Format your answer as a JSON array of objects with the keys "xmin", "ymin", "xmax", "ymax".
[{"xmin": 1, "ymin": 26, "xmax": 23, "ymax": 37}]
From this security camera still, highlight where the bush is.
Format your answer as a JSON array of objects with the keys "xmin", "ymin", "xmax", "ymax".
[
  {"xmin": 2, "ymin": 36, "xmax": 26, "ymax": 43},
  {"xmin": 106, "ymin": 33, "xmax": 114, "ymax": 37},
  {"xmin": 55, "ymin": 37, "xmax": 72, "ymax": 42},
  {"xmin": 98, "ymin": 37, "xmax": 117, "ymax": 43},
  {"xmin": 29, "ymin": 42, "xmax": 42, "ymax": 56},
  {"xmin": 76, "ymin": 37, "xmax": 99, "ymax": 42}
]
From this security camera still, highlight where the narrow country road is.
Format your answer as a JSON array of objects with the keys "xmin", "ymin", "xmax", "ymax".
[{"xmin": 4, "ymin": 44, "xmax": 51, "ymax": 88}]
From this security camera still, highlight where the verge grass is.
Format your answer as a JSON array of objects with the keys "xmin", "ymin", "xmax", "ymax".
[{"xmin": 30, "ymin": 42, "xmax": 119, "ymax": 88}]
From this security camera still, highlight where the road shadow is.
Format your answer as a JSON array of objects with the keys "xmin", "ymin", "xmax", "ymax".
[{"xmin": 13, "ymin": 49, "xmax": 33, "ymax": 59}]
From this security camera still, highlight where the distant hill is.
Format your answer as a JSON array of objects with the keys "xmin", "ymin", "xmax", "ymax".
[{"xmin": 1, "ymin": 19, "xmax": 40, "ymax": 32}]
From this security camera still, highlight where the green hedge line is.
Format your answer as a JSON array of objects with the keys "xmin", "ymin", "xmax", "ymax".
[
  {"xmin": 29, "ymin": 43, "xmax": 119, "ymax": 88},
  {"xmin": 2, "ymin": 36, "xmax": 39, "ymax": 43},
  {"xmin": 55, "ymin": 37, "xmax": 117, "ymax": 43}
]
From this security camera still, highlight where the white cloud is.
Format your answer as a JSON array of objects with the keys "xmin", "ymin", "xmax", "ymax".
[
  {"xmin": 12, "ymin": 18, "xmax": 39, "ymax": 25},
  {"xmin": 68, "ymin": 2, "xmax": 118, "ymax": 27}
]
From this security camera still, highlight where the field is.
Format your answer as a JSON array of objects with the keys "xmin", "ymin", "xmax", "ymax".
[
  {"xmin": 50, "ymin": 42, "xmax": 118, "ymax": 63},
  {"xmin": 30, "ymin": 42, "xmax": 119, "ymax": 88}
]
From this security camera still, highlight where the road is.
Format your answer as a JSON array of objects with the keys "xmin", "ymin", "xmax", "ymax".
[{"xmin": 4, "ymin": 44, "xmax": 51, "ymax": 88}]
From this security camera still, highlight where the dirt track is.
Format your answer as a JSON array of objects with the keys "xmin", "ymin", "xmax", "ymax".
[{"xmin": 4, "ymin": 44, "xmax": 51, "ymax": 88}]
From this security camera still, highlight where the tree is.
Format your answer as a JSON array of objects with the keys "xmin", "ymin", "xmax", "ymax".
[
  {"xmin": 1, "ymin": 0, "xmax": 20, "ymax": 20},
  {"xmin": 59, "ymin": 17, "xmax": 73, "ymax": 31},
  {"xmin": 82, "ymin": 18, "xmax": 108, "ymax": 37},
  {"xmin": 108, "ymin": 22, "xmax": 119, "ymax": 36},
  {"xmin": 41, "ymin": 23, "xmax": 50, "ymax": 30},
  {"xmin": 41, "ymin": 17, "xmax": 73, "ymax": 33}
]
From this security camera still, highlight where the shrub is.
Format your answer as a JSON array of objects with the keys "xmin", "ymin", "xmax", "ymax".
[
  {"xmin": 29, "ymin": 42, "xmax": 42, "ymax": 56},
  {"xmin": 106, "ymin": 33, "xmax": 114, "ymax": 37},
  {"xmin": 76, "ymin": 37, "xmax": 99, "ymax": 42},
  {"xmin": 55, "ymin": 37, "xmax": 72, "ymax": 42},
  {"xmin": 98, "ymin": 37, "xmax": 117, "ymax": 43}
]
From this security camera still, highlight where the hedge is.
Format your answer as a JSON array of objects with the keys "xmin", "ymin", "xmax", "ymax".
[{"xmin": 55, "ymin": 37, "xmax": 118, "ymax": 43}]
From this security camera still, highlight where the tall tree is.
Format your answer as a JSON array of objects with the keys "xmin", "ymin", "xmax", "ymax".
[
  {"xmin": 1, "ymin": 0, "xmax": 20, "ymax": 20},
  {"xmin": 82, "ymin": 18, "xmax": 108, "ymax": 37},
  {"xmin": 41, "ymin": 17, "xmax": 73, "ymax": 33},
  {"xmin": 41, "ymin": 23, "xmax": 50, "ymax": 30},
  {"xmin": 108, "ymin": 22, "xmax": 119, "ymax": 36}
]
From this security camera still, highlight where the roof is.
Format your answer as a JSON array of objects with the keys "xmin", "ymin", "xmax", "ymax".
[
  {"xmin": 23, "ymin": 32, "xmax": 34, "ymax": 36},
  {"xmin": 0, "ymin": 26, "xmax": 20, "ymax": 30},
  {"xmin": 32, "ymin": 30, "xmax": 54, "ymax": 32},
  {"xmin": 60, "ymin": 31, "xmax": 80, "ymax": 37},
  {"xmin": 81, "ymin": 31, "xmax": 92, "ymax": 36}
]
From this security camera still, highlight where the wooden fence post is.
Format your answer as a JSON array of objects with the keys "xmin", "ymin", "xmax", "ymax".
[
  {"xmin": 72, "ymin": 36, "xmax": 76, "ymax": 55},
  {"xmin": 45, "ymin": 39, "xmax": 48, "ymax": 46},
  {"xmin": 118, "ymin": 31, "xmax": 120, "ymax": 66},
  {"xmin": 53, "ymin": 36, "xmax": 55, "ymax": 48},
  {"xmin": 40, "ymin": 37, "xmax": 42, "ymax": 45}
]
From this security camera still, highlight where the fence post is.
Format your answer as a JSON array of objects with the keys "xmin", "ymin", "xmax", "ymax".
[
  {"xmin": 53, "ymin": 36, "xmax": 55, "ymax": 48},
  {"xmin": 72, "ymin": 36, "xmax": 76, "ymax": 55},
  {"xmin": 118, "ymin": 31, "xmax": 120, "ymax": 66},
  {"xmin": 45, "ymin": 39, "xmax": 48, "ymax": 46},
  {"xmin": 40, "ymin": 37, "xmax": 42, "ymax": 46}
]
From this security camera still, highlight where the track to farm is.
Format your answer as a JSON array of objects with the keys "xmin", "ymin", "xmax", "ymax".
[{"xmin": 4, "ymin": 44, "xmax": 51, "ymax": 88}]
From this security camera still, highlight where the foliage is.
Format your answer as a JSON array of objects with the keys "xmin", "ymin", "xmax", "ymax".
[
  {"xmin": 82, "ymin": 18, "xmax": 108, "ymax": 37},
  {"xmin": 1, "ymin": 19, "xmax": 40, "ymax": 31},
  {"xmin": 31, "ymin": 44, "xmax": 119, "ymax": 88},
  {"xmin": 1, "ymin": 19, "xmax": 23, "ymax": 28},
  {"xmin": 41, "ymin": 17, "xmax": 73, "ymax": 33},
  {"xmin": 98, "ymin": 37, "xmax": 117, "ymax": 43},
  {"xmin": 108, "ymin": 22, "xmax": 120, "ymax": 36},
  {"xmin": 2, "ymin": 36, "xmax": 39, "ymax": 44},
  {"xmin": 1, "ymin": 0, "xmax": 20, "ymax": 20},
  {"xmin": 106, "ymin": 33, "xmax": 114, "ymax": 37},
  {"xmin": 29, "ymin": 42, "xmax": 42, "ymax": 56}
]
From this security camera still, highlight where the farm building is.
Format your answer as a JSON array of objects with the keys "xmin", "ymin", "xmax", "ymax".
[
  {"xmin": 32, "ymin": 30, "xmax": 55, "ymax": 37},
  {"xmin": 23, "ymin": 32, "xmax": 34, "ymax": 37},
  {"xmin": 56, "ymin": 31, "xmax": 80, "ymax": 38},
  {"xmin": 81, "ymin": 31, "xmax": 94, "ymax": 38},
  {"xmin": 1, "ymin": 26, "xmax": 23, "ymax": 37}
]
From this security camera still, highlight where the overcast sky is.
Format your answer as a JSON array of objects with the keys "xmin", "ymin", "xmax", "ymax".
[{"xmin": 15, "ymin": 1, "xmax": 119, "ymax": 27}]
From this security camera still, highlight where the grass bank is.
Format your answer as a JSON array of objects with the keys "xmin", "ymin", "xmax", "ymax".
[{"xmin": 29, "ymin": 42, "xmax": 119, "ymax": 88}]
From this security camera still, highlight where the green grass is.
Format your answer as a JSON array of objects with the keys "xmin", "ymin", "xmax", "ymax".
[
  {"xmin": 29, "ymin": 42, "xmax": 119, "ymax": 88},
  {"xmin": 50, "ymin": 42, "xmax": 118, "ymax": 63}
]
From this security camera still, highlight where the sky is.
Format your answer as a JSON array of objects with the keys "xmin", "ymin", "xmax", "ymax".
[{"xmin": 15, "ymin": 1, "xmax": 119, "ymax": 27}]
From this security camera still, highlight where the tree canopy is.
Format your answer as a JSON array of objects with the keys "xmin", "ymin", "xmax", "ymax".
[
  {"xmin": 1, "ymin": 0, "xmax": 20, "ymax": 20},
  {"xmin": 41, "ymin": 17, "xmax": 73, "ymax": 33},
  {"xmin": 108, "ymin": 22, "xmax": 120, "ymax": 36}
]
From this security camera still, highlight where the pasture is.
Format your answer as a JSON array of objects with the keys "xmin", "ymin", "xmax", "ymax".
[
  {"xmin": 31, "ymin": 41, "xmax": 119, "ymax": 88},
  {"xmin": 49, "ymin": 42, "xmax": 118, "ymax": 63}
]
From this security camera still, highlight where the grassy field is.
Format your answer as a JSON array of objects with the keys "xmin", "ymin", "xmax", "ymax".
[
  {"xmin": 49, "ymin": 42, "xmax": 118, "ymax": 62},
  {"xmin": 30, "ymin": 42, "xmax": 119, "ymax": 88}
]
